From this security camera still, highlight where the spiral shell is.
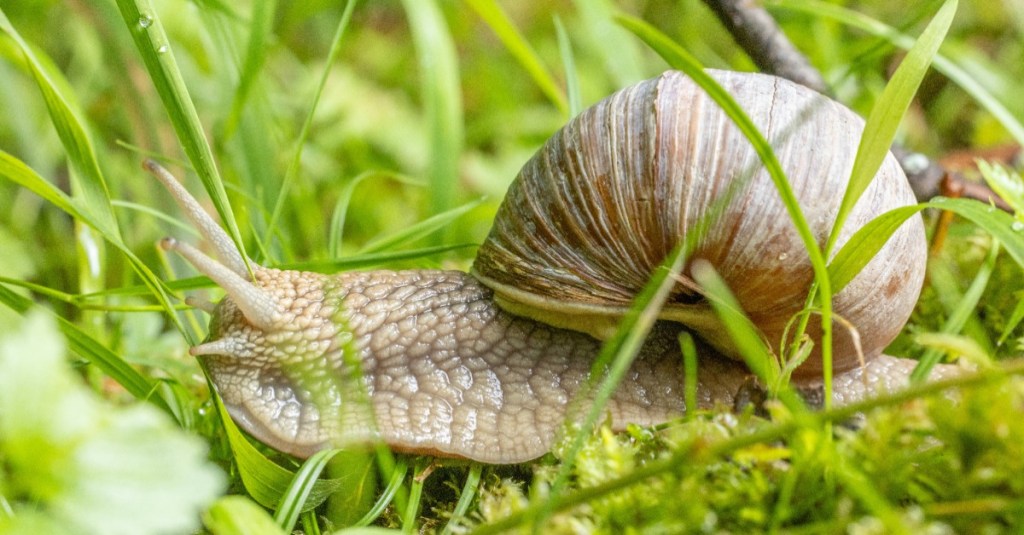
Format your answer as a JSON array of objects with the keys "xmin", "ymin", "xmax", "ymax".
[{"xmin": 471, "ymin": 69, "xmax": 926, "ymax": 375}]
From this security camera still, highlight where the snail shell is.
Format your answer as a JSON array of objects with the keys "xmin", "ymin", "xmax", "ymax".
[
  {"xmin": 473, "ymin": 69, "xmax": 926, "ymax": 376},
  {"xmin": 150, "ymin": 70, "xmax": 942, "ymax": 464}
]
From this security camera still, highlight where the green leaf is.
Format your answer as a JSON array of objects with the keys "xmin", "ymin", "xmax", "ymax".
[
  {"xmin": 977, "ymin": 160, "xmax": 1024, "ymax": 216},
  {"xmin": 826, "ymin": 0, "xmax": 957, "ymax": 255},
  {"xmin": 466, "ymin": 0, "xmax": 568, "ymax": 116},
  {"xmin": 0, "ymin": 312, "xmax": 224, "ymax": 535},
  {"xmin": 690, "ymin": 260, "xmax": 779, "ymax": 385},
  {"xmin": 204, "ymin": 496, "xmax": 284, "ymax": 535},
  {"xmin": 222, "ymin": 0, "xmax": 278, "ymax": 140},
  {"xmin": 215, "ymin": 396, "xmax": 343, "ymax": 512},
  {"xmin": 401, "ymin": 0, "xmax": 464, "ymax": 226},
  {"xmin": 828, "ymin": 205, "xmax": 923, "ymax": 293},
  {"xmin": 553, "ymin": 15, "xmax": 582, "ymax": 117}
]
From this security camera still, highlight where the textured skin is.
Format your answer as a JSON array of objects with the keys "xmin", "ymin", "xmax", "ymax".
[{"xmin": 202, "ymin": 268, "xmax": 958, "ymax": 464}]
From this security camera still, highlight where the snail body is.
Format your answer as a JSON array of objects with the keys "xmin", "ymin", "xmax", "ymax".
[{"xmin": 153, "ymin": 70, "xmax": 953, "ymax": 464}]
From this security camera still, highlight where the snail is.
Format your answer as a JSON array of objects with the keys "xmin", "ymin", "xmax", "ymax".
[{"xmin": 152, "ymin": 70, "xmax": 958, "ymax": 464}]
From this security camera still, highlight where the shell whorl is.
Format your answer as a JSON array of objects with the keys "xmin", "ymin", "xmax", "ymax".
[{"xmin": 472, "ymin": 69, "xmax": 927, "ymax": 375}]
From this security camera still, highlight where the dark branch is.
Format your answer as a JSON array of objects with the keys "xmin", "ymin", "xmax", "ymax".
[{"xmin": 701, "ymin": 0, "xmax": 828, "ymax": 94}]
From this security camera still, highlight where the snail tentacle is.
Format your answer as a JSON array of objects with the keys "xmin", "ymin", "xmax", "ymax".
[
  {"xmin": 144, "ymin": 159, "xmax": 250, "ymax": 278},
  {"xmin": 160, "ymin": 237, "xmax": 282, "ymax": 332}
]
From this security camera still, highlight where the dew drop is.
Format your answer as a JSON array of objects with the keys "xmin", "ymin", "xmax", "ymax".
[
  {"xmin": 777, "ymin": 252, "xmax": 789, "ymax": 261},
  {"xmin": 1012, "ymin": 221, "xmax": 1024, "ymax": 232},
  {"xmin": 138, "ymin": 14, "xmax": 153, "ymax": 29},
  {"xmin": 157, "ymin": 44, "xmax": 169, "ymax": 54}
]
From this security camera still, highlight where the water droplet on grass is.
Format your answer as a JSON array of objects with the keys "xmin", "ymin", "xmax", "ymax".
[{"xmin": 138, "ymin": 15, "xmax": 153, "ymax": 28}]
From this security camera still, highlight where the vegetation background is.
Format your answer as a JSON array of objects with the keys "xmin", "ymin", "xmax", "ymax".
[{"xmin": 1, "ymin": 0, "xmax": 1023, "ymax": 533}]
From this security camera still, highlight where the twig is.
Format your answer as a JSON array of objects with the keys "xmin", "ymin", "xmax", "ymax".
[{"xmin": 700, "ymin": 0, "xmax": 828, "ymax": 94}]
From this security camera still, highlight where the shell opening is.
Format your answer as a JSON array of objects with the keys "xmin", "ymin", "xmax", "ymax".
[{"xmin": 160, "ymin": 237, "xmax": 282, "ymax": 332}]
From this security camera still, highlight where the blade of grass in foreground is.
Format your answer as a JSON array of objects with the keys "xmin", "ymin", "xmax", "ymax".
[
  {"xmin": 826, "ymin": 0, "xmax": 957, "ymax": 256},
  {"xmin": 215, "ymin": 396, "xmax": 343, "ymax": 512},
  {"xmin": 112, "ymin": 0, "xmax": 248, "ymax": 269},
  {"xmin": 268, "ymin": 0, "xmax": 358, "ymax": 244},
  {"xmin": 466, "ymin": 0, "xmax": 568, "ymax": 116},
  {"xmin": 617, "ymin": 14, "xmax": 836, "ymax": 402},
  {"xmin": 401, "ymin": 0, "xmax": 463, "ymax": 230},
  {"xmin": 273, "ymin": 448, "xmax": 344, "ymax": 532}
]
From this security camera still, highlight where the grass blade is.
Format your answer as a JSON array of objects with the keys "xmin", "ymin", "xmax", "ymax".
[
  {"xmin": 222, "ymin": 0, "xmax": 278, "ymax": 139},
  {"xmin": 112, "ymin": 0, "xmax": 247, "ymax": 266},
  {"xmin": 358, "ymin": 199, "xmax": 485, "ymax": 254},
  {"xmin": 826, "ymin": 0, "xmax": 957, "ymax": 255},
  {"xmin": 274, "ymin": 448, "xmax": 343, "ymax": 532},
  {"xmin": 215, "ymin": 396, "xmax": 343, "ymax": 511},
  {"xmin": 553, "ymin": 15, "xmax": 582, "ymax": 117},
  {"xmin": 441, "ymin": 465, "xmax": 483, "ymax": 535},
  {"xmin": 466, "ymin": 0, "xmax": 568, "ymax": 116},
  {"xmin": 616, "ymin": 14, "xmax": 836, "ymax": 401},
  {"xmin": 353, "ymin": 459, "xmax": 408, "ymax": 527},
  {"xmin": 401, "ymin": 0, "xmax": 463, "ymax": 225},
  {"xmin": 268, "ymin": 0, "xmax": 358, "ymax": 242}
]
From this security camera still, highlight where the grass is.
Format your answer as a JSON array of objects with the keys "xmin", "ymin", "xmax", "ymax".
[{"xmin": 2, "ymin": 0, "xmax": 1024, "ymax": 533}]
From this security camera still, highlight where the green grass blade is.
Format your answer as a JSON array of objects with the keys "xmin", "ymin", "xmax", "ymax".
[
  {"xmin": 679, "ymin": 332, "xmax": 698, "ymax": 421},
  {"xmin": 833, "ymin": 198, "xmax": 1024, "ymax": 295},
  {"xmin": 690, "ymin": 260, "xmax": 780, "ymax": 385},
  {"xmin": 401, "ymin": 0, "xmax": 463, "ymax": 224},
  {"xmin": 828, "ymin": 205, "xmax": 922, "ymax": 293},
  {"xmin": 215, "ymin": 396, "xmax": 343, "ymax": 511},
  {"xmin": 204, "ymin": 496, "xmax": 285, "ymax": 535},
  {"xmin": 913, "ymin": 242, "xmax": 1000, "ymax": 380},
  {"xmin": 0, "ymin": 9, "xmax": 117, "ymax": 237},
  {"xmin": 274, "ymin": 448, "xmax": 343, "ymax": 532},
  {"xmin": 268, "ymin": 0, "xmax": 358, "ymax": 242},
  {"xmin": 998, "ymin": 295, "xmax": 1024, "ymax": 347},
  {"xmin": 441, "ymin": 465, "xmax": 483, "ymax": 535},
  {"xmin": 222, "ymin": 0, "xmax": 278, "ymax": 139},
  {"xmin": 616, "ymin": 14, "xmax": 836, "ymax": 402},
  {"xmin": 112, "ymin": 0, "xmax": 247, "ymax": 265},
  {"xmin": 465, "ymin": 0, "xmax": 568, "ymax": 116},
  {"xmin": 353, "ymin": 459, "xmax": 408, "ymax": 527},
  {"xmin": 329, "ymin": 170, "xmax": 422, "ymax": 259},
  {"xmin": 826, "ymin": 0, "xmax": 957, "ymax": 256},
  {"xmin": 770, "ymin": 0, "xmax": 1024, "ymax": 147},
  {"xmin": 358, "ymin": 199, "xmax": 485, "ymax": 254},
  {"xmin": 553, "ymin": 15, "xmax": 582, "ymax": 117},
  {"xmin": 571, "ymin": 0, "xmax": 645, "ymax": 87}
]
